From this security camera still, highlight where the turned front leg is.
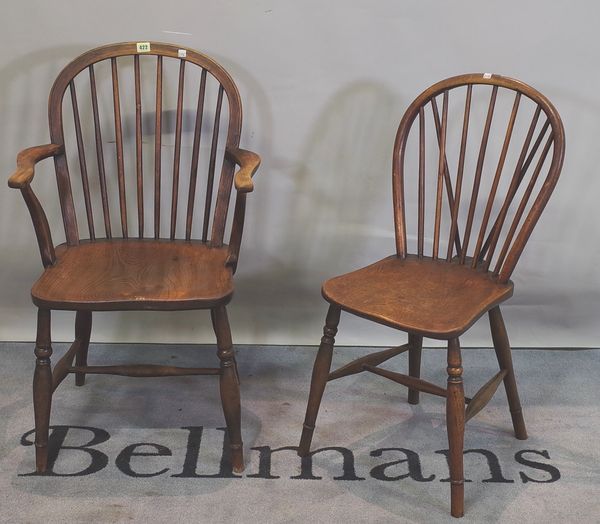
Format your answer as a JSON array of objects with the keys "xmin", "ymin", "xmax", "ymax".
[
  {"xmin": 298, "ymin": 305, "xmax": 340, "ymax": 456},
  {"xmin": 446, "ymin": 337, "xmax": 465, "ymax": 518},
  {"xmin": 33, "ymin": 308, "xmax": 53, "ymax": 473}
]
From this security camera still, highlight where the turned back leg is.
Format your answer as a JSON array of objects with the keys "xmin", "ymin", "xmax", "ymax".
[
  {"xmin": 489, "ymin": 306, "xmax": 527, "ymax": 440},
  {"xmin": 74, "ymin": 311, "xmax": 92, "ymax": 386},
  {"xmin": 408, "ymin": 333, "xmax": 423, "ymax": 404}
]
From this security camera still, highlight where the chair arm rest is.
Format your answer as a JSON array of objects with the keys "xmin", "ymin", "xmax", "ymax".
[
  {"xmin": 7, "ymin": 144, "xmax": 62, "ymax": 267},
  {"xmin": 226, "ymin": 146, "xmax": 261, "ymax": 193},
  {"xmin": 224, "ymin": 147, "xmax": 260, "ymax": 273},
  {"xmin": 8, "ymin": 144, "xmax": 63, "ymax": 189}
]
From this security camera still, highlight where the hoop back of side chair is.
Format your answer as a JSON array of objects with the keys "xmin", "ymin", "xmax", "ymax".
[
  {"xmin": 47, "ymin": 41, "xmax": 242, "ymax": 246},
  {"xmin": 392, "ymin": 73, "xmax": 565, "ymax": 282}
]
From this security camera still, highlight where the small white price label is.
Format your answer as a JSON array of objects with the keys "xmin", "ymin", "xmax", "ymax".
[
  {"xmin": 178, "ymin": 49, "xmax": 187, "ymax": 58},
  {"xmin": 136, "ymin": 42, "xmax": 151, "ymax": 53}
]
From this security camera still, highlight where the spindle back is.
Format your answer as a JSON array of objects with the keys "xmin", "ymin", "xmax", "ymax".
[
  {"xmin": 48, "ymin": 42, "xmax": 242, "ymax": 246},
  {"xmin": 392, "ymin": 74, "xmax": 565, "ymax": 283}
]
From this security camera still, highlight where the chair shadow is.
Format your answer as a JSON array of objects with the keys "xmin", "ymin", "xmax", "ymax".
[{"xmin": 232, "ymin": 80, "xmax": 405, "ymax": 343}]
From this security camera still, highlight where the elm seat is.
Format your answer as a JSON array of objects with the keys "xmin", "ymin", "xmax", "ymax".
[
  {"xmin": 31, "ymin": 240, "xmax": 234, "ymax": 311},
  {"xmin": 322, "ymin": 255, "xmax": 513, "ymax": 339}
]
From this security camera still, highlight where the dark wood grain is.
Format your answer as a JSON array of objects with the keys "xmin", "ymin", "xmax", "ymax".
[
  {"xmin": 464, "ymin": 369, "xmax": 507, "ymax": 422},
  {"xmin": 472, "ymin": 92, "xmax": 521, "ymax": 268},
  {"xmin": 74, "ymin": 310, "xmax": 92, "ymax": 386},
  {"xmin": 33, "ymin": 308, "xmax": 52, "ymax": 472},
  {"xmin": 417, "ymin": 107, "xmax": 425, "ymax": 257},
  {"xmin": 480, "ymin": 106, "xmax": 542, "ymax": 269},
  {"xmin": 489, "ymin": 306, "xmax": 527, "ymax": 439},
  {"xmin": 298, "ymin": 305, "xmax": 340, "ymax": 457},
  {"xmin": 203, "ymin": 85, "xmax": 224, "ymax": 242},
  {"xmin": 134, "ymin": 54, "xmax": 144, "ymax": 238},
  {"xmin": 322, "ymin": 255, "xmax": 513, "ymax": 340},
  {"xmin": 432, "ymin": 91, "xmax": 449, "ymax": 260},
  {"xmin": 431, "ymin": 95, "xmax": 462, "ymax": 257},
  {"xmin": 446, "ymin": 85, "xmax": 471, "ymax": 262},
  {"xmin": 301, "ymin": 74, "xmax": 565, "ymax": 517},
  {"xmin": 89, "ymin": 64, "xmax": 112, "ymax": 238},
  {"xmin": 9, "ymin": 42, "xmax": 260, "ymax": 475},
  {"xmin": 68, "ymin": 364, "xmax": 221, "ymax": 377},
  {"xmin": 407, "ymin": 333, "xmax": 423, "ymax": 404},
  {"xmin": 327, "ymin": 343, "xmax": 409, "ymax": 381},
  {"xmin": 186, "ymin": 69, "xmax": 208, "ymax": 240},
  {"xmin": 154, "ymin": 55, "xmax": 163, "ymax": 239},
  {"xmin": 170, "ymin": 59, "xmax": 186, "ymax": 240},
  {"xmin": 69, "ymin": 81, "xmax": 95, "ymax": 240},
  {"xmin": 8, "ymin": 144, "xmax": 63, "ymax": 189},
  {"xmin": 212, "ymin": 305, "xmax": 244, "ymax": 473},
  {"xmin": 364, "ymin": 365, "xmax": 449, "ymax": 398},
  {"xmin": 111, "ymin": 57, "xmax": 128, "ymax": 238},
  {"xmin": 31, "ymin": 240, "xmax": 234, "ymax": 311},
  {"xmin": 461, "ymin": 86, "xmax": 498, "ymax": 264},
  {"xmin": 447, "ymin": 338, "xmax": 465, "ymax": 518}
]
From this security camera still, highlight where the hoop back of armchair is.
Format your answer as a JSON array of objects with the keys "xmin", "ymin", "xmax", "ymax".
[{"xmin": 47, "ymin": 41, "xmax": 243, "ymax": 247}]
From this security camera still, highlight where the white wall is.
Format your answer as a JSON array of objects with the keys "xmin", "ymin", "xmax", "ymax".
[{"xmin": 1, "ymin": 1, "xmax": 598, "ymax": 347}]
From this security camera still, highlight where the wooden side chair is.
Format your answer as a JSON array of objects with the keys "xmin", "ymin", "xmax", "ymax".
[
  {"xmin": 298, "ymin": 74, "xmax": 564, "ymax": 517},
  {"xmin": 8, "ymin": 42, "xmax": 260, "ymax": 474}
]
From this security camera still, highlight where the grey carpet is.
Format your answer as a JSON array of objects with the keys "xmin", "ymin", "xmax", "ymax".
[{"xmin": 1, "ymin": 343, "xmax": 599, "ymax": 523}]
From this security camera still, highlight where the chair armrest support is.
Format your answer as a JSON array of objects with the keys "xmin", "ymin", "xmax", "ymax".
[
  {"xmin": 8, "ymin": 144, "xmax": 62, "ymax": 267},
  {"xmin": 224, "ymin": 147, "xmax": 261, "ymax": 272},
  {"xmin": 8, "ymin": 144, "xmax": 63, "ymax": 189}
]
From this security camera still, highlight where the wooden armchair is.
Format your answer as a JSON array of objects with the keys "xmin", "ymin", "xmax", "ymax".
[
  {"xmin": 8, "ymin": 42, "xmax": 260, "ymax": 474},
  {"xmin": 298, "ymin": 74, "xmax": 565, "ymax": 517}
]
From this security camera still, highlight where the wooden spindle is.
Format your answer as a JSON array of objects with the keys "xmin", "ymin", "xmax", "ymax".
[
  {"xmin": 432, "ymin": 91, "xmax": 449, "ymax": 260},
  {"xmin": 154, "ymin": 56, "xmax": 163, "ymax": 239},
  {"xmin": 69, "ymin": 80, "xmax": 95, "ymax": 240},
  {"xmin": 185, "ymin": 69, "xmax": 208, "ymax": 240},
  {"xmin": 494, "ymin": 135, "xmax": 553, "ymax": 276},
  {"xmin": 170, "ymin": 59, "xmax": 186, "ymax": 240},
  {"xmin": 111, "ymin": 57, "xmax": 127, "ymax": 238},
  {"xmin": 471, "ymin": 92, "xmax": 521, "ymax": 268},
  {"xmin": 202, "ymin": 84, "xmax": 224, "ymax": 242},
  {"xmin": 89, "ymin": 64, "xmax": 111, "ymax": 238},
  {"xmin": 431, "ymin": 97, "xmax": 462, "ymax": 256},
  {"xmin": 21, "ymin": 186, "xmax": 56, "ymax": 267},
  {"xmin": 481, "ymin": 107, "xmax": 543, "ymax": 268},
  {"xmin": 417, "ymin": 107, "xmax": 425, "ymax": 257},
  {"xmin": 460, "ymin": 85, "xmax": 498, "ymax": 264},
  {"xmin": 134, "ymin": 55, "xmax": 144, "ymax": 238},
  {"xmin": 446, "ymin": 85, "xmax": 472, "ymax": 261}
]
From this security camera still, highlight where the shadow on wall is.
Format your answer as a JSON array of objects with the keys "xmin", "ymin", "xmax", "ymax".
[
  {"xmin": 0, "ymin": 45, "xmax": 94, "ymax": 246},
  {"xmin": 0, "ymin": 45, "xmax": 94, "ymax": 338},
  {"xmin": 233, "ymin": 80, "xmax": 404, "ymax": 341}
]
